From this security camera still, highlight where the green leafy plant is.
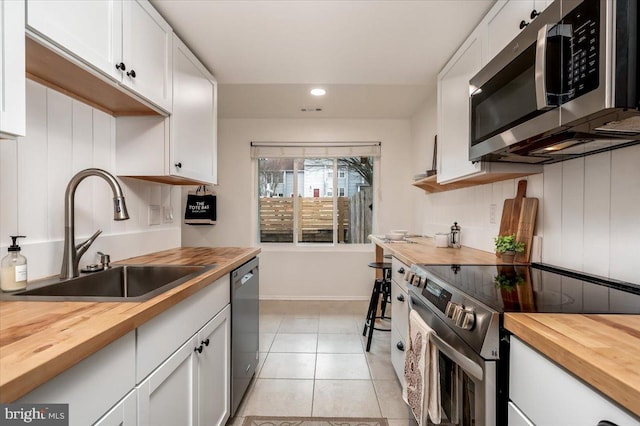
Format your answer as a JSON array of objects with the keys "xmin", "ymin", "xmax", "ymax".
[
  {"xmin": 494, "ymin": 234, "xmax": 525, "ymax": 254},
  {"xmin": 494, "ymin": 273, "xmax": 525, "ymax": 291}
]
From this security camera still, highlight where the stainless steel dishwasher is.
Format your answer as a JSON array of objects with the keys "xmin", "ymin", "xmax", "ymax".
[{"xmin": 230, "ymin": 257, "xmax": 259, "ymax": 416}]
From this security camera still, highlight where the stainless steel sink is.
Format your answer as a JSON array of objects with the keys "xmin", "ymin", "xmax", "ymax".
[{"xmin": 1, "ymin": 265, "xmax": 215, "ymax": 302}]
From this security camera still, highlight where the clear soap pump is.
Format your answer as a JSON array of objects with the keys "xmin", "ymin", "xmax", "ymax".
[{"xmin": 1, "ymin": 236, "xmax": 28, "ymax": 292}]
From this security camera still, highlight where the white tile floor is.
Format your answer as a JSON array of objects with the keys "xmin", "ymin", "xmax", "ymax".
[{"xmin": 227, "ymin": 300, "xmax": 414, "ymax": 425}]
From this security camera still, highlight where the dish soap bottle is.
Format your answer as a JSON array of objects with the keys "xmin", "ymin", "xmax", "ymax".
[{"xmin": 1, "ymin": 235, "xmax": 28, "ymax": 292}]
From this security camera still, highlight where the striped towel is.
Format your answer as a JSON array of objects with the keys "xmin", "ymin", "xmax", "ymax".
[{"xmin": 402, "ymin": 310, "xmax": 441, "ymax": 425}]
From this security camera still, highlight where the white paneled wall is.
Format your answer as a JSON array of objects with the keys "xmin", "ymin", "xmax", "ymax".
[
  {"xmin": 0, "ymin": 80, "xmax": 181, "ymax": 281},
  {"xmin": 419, "ymin": 147, "xmax": 640, "ymax": 284}
]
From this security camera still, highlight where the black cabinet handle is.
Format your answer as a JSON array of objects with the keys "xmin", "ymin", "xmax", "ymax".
[
  {"xmin": 202, "ymin": 338, "xmax": 210, "ymax": 346},
  {"xmin": 195, "ymin": 345, "xmax": 203, "ymax": 354},
  {"xmin": 598, "ymin": 422, "xmax": 618, "ymax": 426},
  {"xmin": 396, "ymin": 341, "xmax": 405, "ymax": 351},
  {"xmin": 530, "ymin": 9, "xmax": 540, "ymax": 19},
  {"xmin": 519, "ymin": 20, "xmax": 529, "ymax": 29},
  {"xmin": 398, "ymin": 268, "xmax": 405, "ymax": 274},
  {"xmin": 397, "ymin": 294, "xmax": 405, "ymax": 302},
  {"xmin": 175, "ymin": 162, "xmax": 182, "ymax": 168},
  {"xmin": 126, "ymin": 69, "xmax": 136, "ymax": 78},
  {"xmin": 115, "ymin": 62, "xmax": 126, "ymax": 71}
]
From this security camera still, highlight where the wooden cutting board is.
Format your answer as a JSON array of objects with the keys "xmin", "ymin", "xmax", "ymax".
[
  {"xmin": 515, "ymin": 197, "xmax": 538, "ymax": 263},
  {"xmin": 497, "ymin": 180, "xmax": 527, "ymax": 256}
]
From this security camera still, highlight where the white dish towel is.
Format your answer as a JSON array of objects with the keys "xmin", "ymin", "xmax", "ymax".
[{"xmin": 403, "ymin": 309, "xmax": 442, "ymax": 425}]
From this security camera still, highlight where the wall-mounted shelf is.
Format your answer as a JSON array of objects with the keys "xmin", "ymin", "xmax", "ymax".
[{"xmin": 413, "ymin": 170, "xmax": 541, "ymax": 193}]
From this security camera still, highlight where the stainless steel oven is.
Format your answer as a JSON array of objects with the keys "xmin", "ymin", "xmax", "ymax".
[
  {"xmin": 469, "ymin": 0, "xmax": 639, "ymax": 164},
  {"xmin": 402, "ymin": 263, "xmax": 640, "ymax": 426},
  {"xmin": 408, "ymin": 290, "xmax": 497, "ymax": 426}
]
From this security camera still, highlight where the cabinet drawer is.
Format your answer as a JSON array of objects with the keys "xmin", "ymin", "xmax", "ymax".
[
  {"xmin": 18, "ymin": 331, "xmax": 135, "ymax": 426},
  {"xmin": 391, "ymin": 280, "xmax": 409, "ymax": 344},
  {"xmin": 137, "ymin": 274, "xmax": 229, "ymax": 382},
  {"xmin": 510, "ymin": 337, "xmax": 639, "ymax": 425},
  {"xmin": 391, "ymin": 257, "xmax": 408, "ymax": 285},
  {"xmin": 390, "ymin": 325, "xmax": 406, "ymax": 386}
]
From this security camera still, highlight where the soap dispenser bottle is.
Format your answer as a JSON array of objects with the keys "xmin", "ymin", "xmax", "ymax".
[{"xmin": 1, "ymin": 236, "xmax": 28, "ymax": 292}]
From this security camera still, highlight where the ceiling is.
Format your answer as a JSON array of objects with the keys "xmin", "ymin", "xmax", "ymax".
[{"xmin": 151, "ymin": 0, "xmax": 495, "ymax": 119}]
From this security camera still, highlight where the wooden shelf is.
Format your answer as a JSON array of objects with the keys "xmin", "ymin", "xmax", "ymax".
[{"xmin": 412, "ymin": 171, "xmax": 541, "ymax": 193}]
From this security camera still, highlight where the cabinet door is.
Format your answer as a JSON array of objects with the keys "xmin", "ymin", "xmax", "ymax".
[
  {"xmin": 94, "ymin": 390, "xmax": 137, "ymax": 426},
  {"xmin": 1, "ymin": 0, "xmax": 26, "ymax": 138},
  {"xmin": 122, "ymin": 0, "xmax": 172, "ymax": 113},
  {"xmin": 196, "ymin": 305, "xmax": 231, "ymax": 426},
  {"xmin": 485, "ymin": 0, "xmax": 534, "ymax": 61},
  {"xmin": 437, "ymin": 30, "xmax": 484, "ymax": 184},
  {"xmin": 171, "ymin": 35, "xmax": 218, "ymax": 184},
  {"xmin": 26, "ymin": 0, "xmax": 122, "ymax": 81},
  {"xmin": 138, "ymin": 335, "xmax": 197, "ymax": 426}
]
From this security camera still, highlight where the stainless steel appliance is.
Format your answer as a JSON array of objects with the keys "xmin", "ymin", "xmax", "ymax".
[
  {"xmin": 231, "ymin": 257, "xmax": 259, "ymax": 416},
  {"xmin": 469, "ymin": 0, "xmax": 639, "ymax": 164},
  {"xmin": 404, "ymin": 263, "xmax": 640, "ymax": 425}
]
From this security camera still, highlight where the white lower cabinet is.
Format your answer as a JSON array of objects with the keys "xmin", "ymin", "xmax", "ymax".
[
  {"xmin": 390, "ymin": 256, "xmax": 410, "ymax": 386},
  {"xmin": 137, "ymin": 335, "xmax": 198, "ymax": 426},
  {"xmin": 17, "ymin": 331, "xmax": 136, "ymax": 426},
  {"xmin": 94, "ymin": 390, "xmax": 137, "ymax": 426},
  {"xmin": 137, "ymin": 305, "xmax": 231, "ymax": 426},
  {"xmin": 197, "ymin": 306, "xmax": 231, "ymax": 426},
  {"xmin": 509, "ymin": 336, "xmax": 640, "ymax": 425}
]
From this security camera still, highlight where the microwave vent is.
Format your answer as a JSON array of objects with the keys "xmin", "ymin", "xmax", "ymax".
[{"xmin": 594, "ymin": 115, "xmax": 640, "ymax": 136}]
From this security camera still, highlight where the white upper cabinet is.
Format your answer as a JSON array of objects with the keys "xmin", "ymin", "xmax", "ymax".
[
  {"xmin": 116, "ymin": 34, "xmax": 218, "ymax": 185},
  {"xmin": 437, "ymin": 30, "xmax": 484, "ymax": 184},
  {"xmin": 0, "ymin": 0, "xmax": 26, "ymax": 138},
  {"xmin": 26, "ymin": 0, "xmax": 172, "ymax": 114},
  {"xmin": 26, "ymin": 0, "xmax": 123, "ymax": 81},
  {"xmin": 121, "ymin": 0, "xmax": 173, "ymax": 113},
  {"xmin": 171, "ymin": 35, "xmax": 218, "ymax": 184},
  {"xmin": 485, "ymin": 0, "xmax": 552, "ymax": 61}
]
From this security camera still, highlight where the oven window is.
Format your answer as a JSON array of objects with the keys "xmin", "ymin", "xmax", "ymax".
[{"xmin": 434, "ymin": 351, "xmax": 477, "ymax": 426}]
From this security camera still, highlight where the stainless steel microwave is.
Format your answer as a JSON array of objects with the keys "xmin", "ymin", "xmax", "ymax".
[{"xmin": 469, "ymin": 0, "xmax": 639, "ymax": 164}]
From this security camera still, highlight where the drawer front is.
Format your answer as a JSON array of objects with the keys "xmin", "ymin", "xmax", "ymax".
[
  {"xmin": 391, "ymin": 256, "xmax": 409, "ymax": 285},
  {"xmin": 391, "ymin": 280, "xmax": 409, "ymax": 344},
  {"xmin": 137, "ymin": 274, "xmax": 230, "ymax": 382},
  {"xmin": 390, "ymin": 325, "xmax": 406, "ymax": 386},
  {"xmin": 510, "ymin": 337, "xmax": 639, "ymax": 425},
  {"xmin": 19, "ymin": 331, "xmax": 135, "ymax": 426}
]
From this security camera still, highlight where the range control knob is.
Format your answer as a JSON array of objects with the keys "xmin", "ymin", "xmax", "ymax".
[
  {"xmin": 455, "ymin": 309, "xmax": 476, "ymax": 330},
  {"xmin": 445, "ymin": 301, "xmax": 457, "ymax": 318}
]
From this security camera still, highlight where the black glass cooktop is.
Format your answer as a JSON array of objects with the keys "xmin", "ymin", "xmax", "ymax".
[{"xmin": 416, "ymin": 263, "xmax": 640, "ymax": 314}]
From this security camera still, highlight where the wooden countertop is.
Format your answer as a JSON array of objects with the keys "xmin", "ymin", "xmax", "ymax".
[
  {"xmin": 505, "ymin": 313, "xmax": 640, "ymax": 419},
  {"xmin": 0, "ymin": 246, "xmax": 260, "ymax": 403},
  {"xmin": 369, "ymin": 235, "xmax": 515, "ymax": 266}
]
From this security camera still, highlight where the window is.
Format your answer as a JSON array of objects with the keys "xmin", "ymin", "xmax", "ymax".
[
  {"xmin": 338, "ymin": 170, "xmax": 345, "ymax": 178},
  {"xmin": 253, "ymin": 142, "xmax": 379, "ymax": 244}
]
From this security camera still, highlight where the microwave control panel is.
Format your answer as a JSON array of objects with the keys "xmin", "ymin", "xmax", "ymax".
[{"xmin": 565, "ymin": 0, "xmax": 600, "ymax": 100}]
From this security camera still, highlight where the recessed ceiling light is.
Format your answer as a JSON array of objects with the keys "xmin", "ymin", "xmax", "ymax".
[{"xmin": 310, "ymin": 88, "xmax": 326, "ymax": 96}]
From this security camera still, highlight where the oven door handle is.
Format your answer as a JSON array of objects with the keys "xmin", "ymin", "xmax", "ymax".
[{"xmin": 429, "ymin": 332, "xmax": 484, "ymax": 381}]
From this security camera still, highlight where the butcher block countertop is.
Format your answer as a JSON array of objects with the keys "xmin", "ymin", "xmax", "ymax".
[
  {"xmin": 369, "ymin": 235, "xmax": 515, "ymax": 266},
  {"xmin": 505, "ymin": 314, "xmax": 640, "ymax": 418},
  {"xmin": 0, "ymin": 246, "xmax": 260, "ymax": 403}
]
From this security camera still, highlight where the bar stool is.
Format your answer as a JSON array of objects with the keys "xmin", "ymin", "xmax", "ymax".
[{"xmin": 363, "ymin": 261, "xmax": 392, "ymax": 352}]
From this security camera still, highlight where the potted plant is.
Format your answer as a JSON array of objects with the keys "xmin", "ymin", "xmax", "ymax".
[{"xmin": 494, "ymin": 234, "xmax": 525, "ymax": 263}]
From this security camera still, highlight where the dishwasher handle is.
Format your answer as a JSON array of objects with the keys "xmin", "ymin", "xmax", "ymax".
[{"xmin": 241, "ymin": 271, "xmax": 254, "ymax": 285}]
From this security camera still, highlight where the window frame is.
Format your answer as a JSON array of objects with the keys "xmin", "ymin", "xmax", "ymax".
[{"xmin": 256, "ymin": 156, "xmax": 377, "ymax": 247}]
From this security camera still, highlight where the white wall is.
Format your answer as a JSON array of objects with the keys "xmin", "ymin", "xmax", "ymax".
[
  {"xmin": 182, "ymin": 118, "xmax": 415, "ymax": 299},
  {"xmin": 0, "ymin": 80, "xmax": 181, "ymax": 281},
  {"xmin": 410, "ymin": 96, "xmax": 640, "ymax": 284}
]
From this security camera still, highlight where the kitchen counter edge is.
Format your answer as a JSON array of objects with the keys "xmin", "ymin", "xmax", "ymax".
[
  {"xmin": 504, "ymin": 313, "xmax": 640, "ymax": 419},
  {"xmin": 0, "ymin": 246, "xmax": 260, "ymax": 402}
]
